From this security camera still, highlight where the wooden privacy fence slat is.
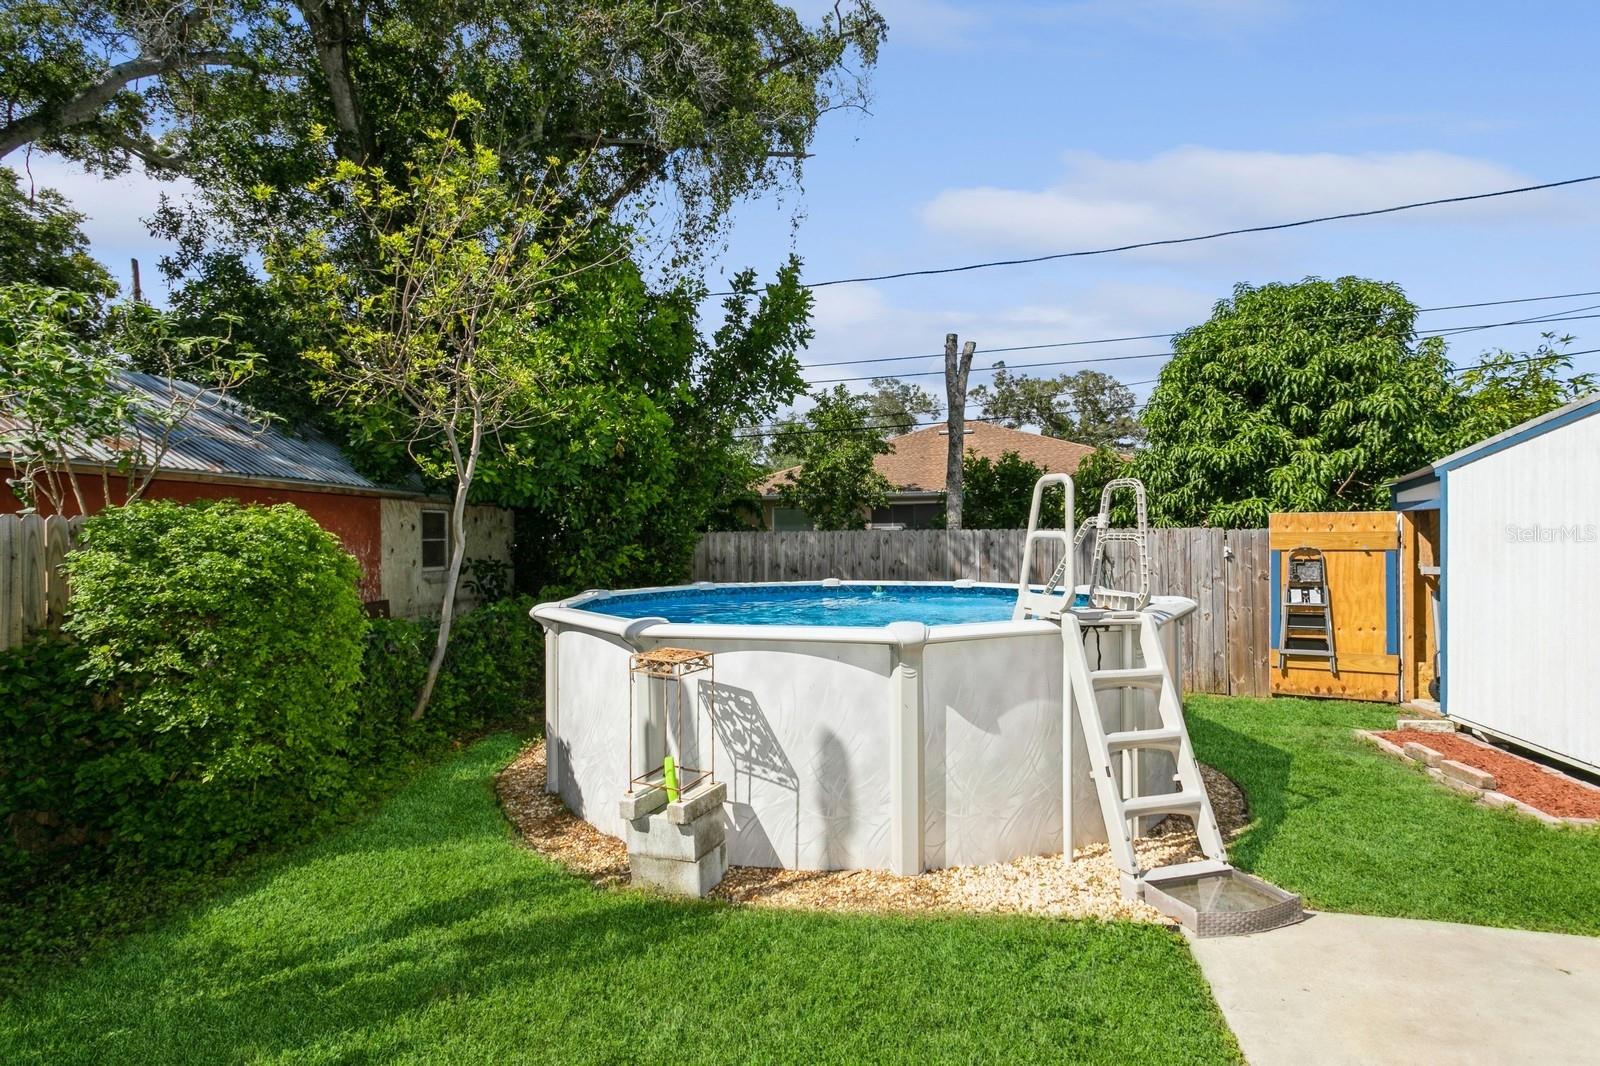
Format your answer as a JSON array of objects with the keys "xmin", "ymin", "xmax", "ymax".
[
  {"xmin": 0, "ymin": 514, "xmax": 81, "ymax": 651},
  {"xmin": 692, "ymin": 528, "xmax": 1271, "ymax": 696}
]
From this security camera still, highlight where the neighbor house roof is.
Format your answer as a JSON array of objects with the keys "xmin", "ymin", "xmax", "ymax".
[
  {"xmin": 1, "ymin": 370, "xmax": 415, "ymax": 496},
  {"xmin": 759, "ymin": 421, "xmax": 1099, "ymax": 497}
]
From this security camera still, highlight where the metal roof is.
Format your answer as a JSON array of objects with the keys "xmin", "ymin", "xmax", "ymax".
[{"xmin": 2, "ymin": 370, "xmax": 403, "ymax": 494}]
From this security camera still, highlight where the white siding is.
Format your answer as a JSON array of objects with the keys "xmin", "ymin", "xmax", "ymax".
[
  {"xmin": 1446, "ymin": 412, "xmax": 1600, "ymax": 772},
  {"xmin": 379, "ymin": 498, "xmax": 514, "ymax": 620}
]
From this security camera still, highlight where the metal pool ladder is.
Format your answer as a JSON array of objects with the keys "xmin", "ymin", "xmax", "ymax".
[{"xmin": 1016, "ymin": 473, "xmax": 1304, "ymax": 935}]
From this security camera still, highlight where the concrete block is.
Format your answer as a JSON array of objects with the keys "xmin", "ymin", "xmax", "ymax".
[
  {"xmin": 666, "ymin": 780, "xmax": 728, "ymax": 825},
  {"xmin": 1402, "ymin": 742, "xmax": 1443, "ymax": 767},
  {"xmin": 618, "ymin": 787, "xmax": 667, "ymax": 821},
  {"xmin": 1429, "ymin": 767, "xmax": 1481, "ymax": 796},
  {"xmin": 626, "ymin": 808, "xmax": 726, "ymax": 862},
  {"xmin": 630, "ymin": 842, "xmax": 727, "ymax": 897},
  {"xmin": 1357, "ymin": 731, "xmax": 1407, "ymax": 759},
  {"xmin": 1396, "ymin": 718, "xmax": 1455, "ymax": 734},
  {"xmin": 1440, "ymin": 759, "xmax": 1496, "ymax": 791}
]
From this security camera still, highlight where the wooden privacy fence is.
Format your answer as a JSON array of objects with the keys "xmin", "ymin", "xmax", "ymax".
[
  {"xmin": 0, "ymin": 514, "xmax": 81, "ymax": 651},
  {"xmin": 692, "ymin": 528, "xmax": 1272, "ymax": 696}
]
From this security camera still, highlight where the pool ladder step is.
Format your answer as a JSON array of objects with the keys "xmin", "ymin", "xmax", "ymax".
[
  {"xmin": 1060, "ymin": 612, "xmax": 1229, "ymax": 888},
  {"xmin": 1104, "ymin": 727, "xmax": 1184, "ymax": 753},
  {"xmin": 1089, "ymin": 667, "xmax": 1166, "ymax": 690}
]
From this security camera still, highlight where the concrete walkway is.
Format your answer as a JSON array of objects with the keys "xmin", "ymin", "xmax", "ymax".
[{"xmin": 1188, "ymin": 912, "xmax": 1600, "ymax": 1066}]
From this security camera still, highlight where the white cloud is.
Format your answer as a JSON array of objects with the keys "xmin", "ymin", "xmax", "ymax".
[
  {"xmin": 797, "ymin": 281, "xmax": 1210, "ymax": 393},
  {"xmin": 7, "ymin": 154, "xmax": 195, "ymax": 251},
  {"xmin": 4, "ymin": 153, "xmax": 197, "ymax": 300},
  {"xmin": 919, "ymin": 147, "xmax": 1575, "ymax": 257}
]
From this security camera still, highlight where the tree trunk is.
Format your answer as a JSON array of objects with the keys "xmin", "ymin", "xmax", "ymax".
[
  {"xmin": 943, "ymin": 334, "xmax": 976, "ymax": 530},
  {"xmin": 412, "ymin": 419, "xmax": 480, "ymax": 721},
  {"xmin": 299, "ymin": 0, "xmax": 373, "ymax": 163}
]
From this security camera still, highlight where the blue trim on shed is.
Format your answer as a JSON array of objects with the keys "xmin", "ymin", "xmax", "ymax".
[
  {"xmin": 1435, "ymin": 395, "xmax": 1600, "ymax": 474},
  {"xmin": 1269, "ymin": 550, "xmax": 1281, "ymax": 650},
  {"xmin": 1394, "ymin": 497, "xmax": 1441, "ymax": 513},
  {"xmin": 1384, "ymin": 550, "xmax": 1399, "ymax": 656},
  {"xmin": 1439, "ymin": 472, "xmax": 1449, "ymax": 715}
]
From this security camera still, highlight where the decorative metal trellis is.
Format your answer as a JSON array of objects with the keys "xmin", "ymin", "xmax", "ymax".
[{"xmin": 627, "ymin": 647, "xmax": 716, "ymax": 799}]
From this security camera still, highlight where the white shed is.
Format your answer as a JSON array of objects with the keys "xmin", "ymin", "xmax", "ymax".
[{"xmin": 1391, "ymin": 394, "xmax": 1600, "ymax": 775}]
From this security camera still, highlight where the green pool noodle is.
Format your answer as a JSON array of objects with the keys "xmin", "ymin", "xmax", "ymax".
[{"xmin": 662, "ymin": 755, "xmax": 680, "ymax": 803}]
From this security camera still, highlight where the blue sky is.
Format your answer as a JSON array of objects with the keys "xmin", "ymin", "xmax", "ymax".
[
  {"xmin": 15, "ymin": 0, "xmax": 1600, "ymax": 413},
  {"xmin": 708, "ymin": 0, "xmax": 1600, "ymax": 408}
]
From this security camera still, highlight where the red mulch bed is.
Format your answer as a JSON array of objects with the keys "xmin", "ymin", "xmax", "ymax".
[{"xmin": 1379, "ymin": 730, "xmax": 1600, "ymax": 820}]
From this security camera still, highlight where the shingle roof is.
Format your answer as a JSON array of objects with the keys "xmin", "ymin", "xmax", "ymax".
[
  {"xmin": 759, "ymin": 421, "xmax": 1099, "ymax": 496},
  {"xmin": 2, "ymin": 370, "xmax": 401, "ymax": 494}
]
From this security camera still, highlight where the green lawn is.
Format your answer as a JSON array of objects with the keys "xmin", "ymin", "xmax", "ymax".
[
  {"xmin": 0, "ymin": 735, "xmax": 1240, "ymax": 1065},
  {"xmin": 1189, "ymin": 694, "xmax": 1600, "ymax": 935}
]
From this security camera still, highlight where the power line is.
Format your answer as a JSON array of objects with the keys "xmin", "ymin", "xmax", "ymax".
[
  {"xmin": 809, "ymin": 348, "xmax": 1176, "ymax": 385},
  {"xmin": 722, "ymin": 174, "xmax": 1600, "ymax": 293},
  {"xmin": 802, "ymin": 308, "xmax": 1600, "ymax": 385},
  {"xmin": 737, "ymin": 347, "xmax": 1600, "ymax": 439},
  {"xmin": 800, "ymin": 288, "xmax": 1600, "ymax": 370}
]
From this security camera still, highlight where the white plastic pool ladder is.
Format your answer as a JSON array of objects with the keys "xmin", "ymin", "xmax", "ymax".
[{"xmin": 1015, "ymin": 476, "xmax": 1301, "ymax": 933}]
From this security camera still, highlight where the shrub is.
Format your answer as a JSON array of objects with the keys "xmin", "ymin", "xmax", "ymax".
[
  {"xmin": 63, "ymin": 500, "xmax": 368, "ymax": 864},
  {"xmin": 343, "ymin": 600, "xmax": 542, "ymax": 779},
  {"xmin": 0, "ymin": 638, "xmax": 119, "ymax": 884},
  {"xmin": 430, "ymin": 595, "xmax": 543, "ymax": 732}
]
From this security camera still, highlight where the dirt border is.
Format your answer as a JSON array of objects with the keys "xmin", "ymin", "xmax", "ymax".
[{"xmin": 496, "ymin": 740, "xmax": 1251, "ymax": 922}]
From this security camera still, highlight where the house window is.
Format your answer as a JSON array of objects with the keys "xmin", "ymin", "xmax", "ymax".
[
  {"xmin": 421, "ymin": 509, "xmax": 448, "ymax": 570},
  {"xmin": 772, "ymin": 507, "xmax": 813, "ymax": 531},
  {"xmin": 869, "ymin": 502, "xmax": 944, "ymax": 530}
]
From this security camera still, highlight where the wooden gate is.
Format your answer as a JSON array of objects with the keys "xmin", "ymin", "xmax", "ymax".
[{"xmin": 1269, "ymin": 512, "xmax": 1401, "ymax": 702}]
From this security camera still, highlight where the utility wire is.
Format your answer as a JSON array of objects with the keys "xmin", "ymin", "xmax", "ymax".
[
  {"xmin": 803, "ymin": 309, "xmax": 1600, "ymax": 385},
  {"xmin": 737, "ymin": 347, "xmax": 1600, "ymax": 439},
  {"xmin": 717, "ymin": 174, "xmax": 1600, "ymax": 293},
  {"xmin": 800, "ymin": 288, "xmax": 1600, "ymax": 370}
]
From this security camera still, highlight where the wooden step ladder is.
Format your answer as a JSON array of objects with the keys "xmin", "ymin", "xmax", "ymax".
[
  {"xmin": 1060, "ymin": 611, "xmax": 1229, "ymax": 895},
  {"xmin": 1277, "ymin": 546, "xmax": 1337, "ymax": 673}
]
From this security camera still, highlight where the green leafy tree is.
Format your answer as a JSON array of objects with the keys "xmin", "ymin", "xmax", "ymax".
[
  {"xmin": 0, "ymin": 0, "xmax": 883, "ymax": 274},
  {"xmin": 772, "ymin": 385, "xmax": 892, "ymax": 530},
  {"xmin": 960, "ymin": 447, "xmax": 1134, "ymax": 529},
  {"xmin": 1448, "ymin": 334, "xmax": 1596, "ymax": 449},
  {"xmin": 961, "ymin": 450, "xmax": 1055, "ymax": 529},
  {"xmin": 269, "ymin": 99, "xmax": 603, "ymax": 720},
  {"xmin": 862, "ymin": 376, "xmax": 942, "ymax": 435},
  {"xmin": 502, "ymin": 259, "xmax": 811, "ymax": 595},
  {"xmin": 1137, "ymin": 277, "xmax": 1457, "ymax": 527},
  {"xmin": 970, "ymin": 366, "xmax": 1143, "ymax": 448}
]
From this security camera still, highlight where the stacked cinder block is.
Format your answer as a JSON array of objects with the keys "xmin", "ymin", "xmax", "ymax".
[{"xmin": 620, "ymin": 781, "xmax": 728, "ymax": 897}]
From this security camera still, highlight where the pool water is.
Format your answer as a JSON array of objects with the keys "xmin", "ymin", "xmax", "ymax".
[{"xmin": 579, "ymin": 583, "xmax": 1088, "ymax": 627}]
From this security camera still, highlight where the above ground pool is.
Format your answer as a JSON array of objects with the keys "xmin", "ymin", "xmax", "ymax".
[
  {"xmin": 578, "ymin": 582, "xmax": 1090, "ymax": 628},
  {"xmin": 533, "ymin": 581, "xmax": 1196, "ymax": 876}
]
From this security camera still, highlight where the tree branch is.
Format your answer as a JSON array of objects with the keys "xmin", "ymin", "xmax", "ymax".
[{"xmin": 0, "ymin": 49, "xmax": 260, "ymax": 159}]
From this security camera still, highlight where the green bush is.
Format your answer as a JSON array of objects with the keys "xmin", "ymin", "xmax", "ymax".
[
  {"xmin": 2, "ymin": 509, "xmax": 540, "ymax": 899},
  {"xmin": 62, "ymin": 500, "xmax": 368, "ymax": 864},
  {"xmin": 431, "ymin": 595, "xmax": 543, "ymax": 732},
  {"xmin": 0, "ymin": 639, "xmax": 118, "ymax": 884},
  {"xmin": 340, "ymin": 599, "xmax": 542, "ymax": 786}
]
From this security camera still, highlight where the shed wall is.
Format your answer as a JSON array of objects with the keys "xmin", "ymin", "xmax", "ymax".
[
  {"xmin": 379, "ymin": 498, "xmax": 514, "ymax": 619},
  {"xmin": 2, "ymin": 469, "xmax": 384, "ymax": 600},
  {"xmin": 1445, "ymin": 412, "xmax": 1600, "ymax": 771}
]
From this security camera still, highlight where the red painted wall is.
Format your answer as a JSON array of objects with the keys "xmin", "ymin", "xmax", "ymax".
[{"xmin": 2, "ymin": 469, "xmax": 385, "ymax": 600}]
